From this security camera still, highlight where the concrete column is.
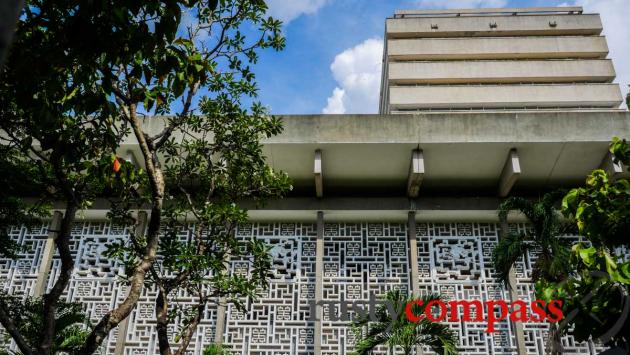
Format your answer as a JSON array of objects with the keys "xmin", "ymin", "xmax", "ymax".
[
  {"xmin": 33, "ymin": 211, "xmax": 63, "ymax": 297},
  {"xmin": 214, "ymin": 297, "xmax": 227, "ymax": 344},
  {"xmin": 314, "ymin": 211, "xmax": 324, "ymax": 354},
  {"xmin": 407, "ymin": 211, "xmax": 420, "ymax": 296},
  {"xmin": 500, "ymin": 220, "xmax": 527, "ymax": 355},
  {"xmin": 114, "ymin": 211, "xmax": 148, "ymax": 355},
  {"xmin": 214, "ymin": 226, "xmax": 241, "ymax": 345},
  {"xmin": 407, "ymin": 211, "xmax": 424, "ymax": 355}
]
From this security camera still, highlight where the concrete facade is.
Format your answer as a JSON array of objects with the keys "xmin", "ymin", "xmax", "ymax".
[{"xmin": 380, "ymin": 7, "xmax": 623, "ymax": 113}]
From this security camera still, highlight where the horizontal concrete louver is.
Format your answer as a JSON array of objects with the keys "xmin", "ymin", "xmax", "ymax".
[
  {"xmin": 379, "ymin": 7, "xmax": 623, "ymax": 113},
  {"xmin": 388, "ymin": 59, "xmax": 616, "ymax": 85},
  {"xmin": 385, "ymin": 14, "xmax": 603, "ymax": 38},
  {"xmin": 387, "ymin": 36, "xmax": 609, "ymax": 61},
  {"xmin": 389, "ymin": 84, "xmax": 623, "ymax": 110}
]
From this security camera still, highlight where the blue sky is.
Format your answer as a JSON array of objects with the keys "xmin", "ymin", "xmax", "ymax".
[{"xmin": 252, "ymin": 0, "xmax": 630, "ymax": 114}]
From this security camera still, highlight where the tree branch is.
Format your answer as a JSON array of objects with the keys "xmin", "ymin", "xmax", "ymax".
[
  {"xmin": 79, "ymin": 104, "xmax": 164, "ymax": 355},
  {"xmin": 156, "ymin": 286, "xmax": 173, "ymax": 355},
  {"xmin": 173, "ymin": 295, "xmax": 206, "ymax": 355},
  {"xmin": 0, "ymin": 299, "xmax": 34, "ymax": 355}
]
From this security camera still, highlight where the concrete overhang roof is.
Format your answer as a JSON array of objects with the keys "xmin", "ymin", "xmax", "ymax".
[
  {"xmin": 259, "ymin": 111, "xmax": 630, "ymax": 196},
  {"xmin": 120, "ymin": 111, "xmax": 630, "ymax": 197}
]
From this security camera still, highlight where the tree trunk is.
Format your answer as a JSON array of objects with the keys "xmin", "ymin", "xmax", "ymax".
[
  {"xmin": 156, "ymin": 287, "xmax": 172, "ymax": 355},
  {"xmin": 38, "ymin": 202, "xmax": 78, "ymax": 354},
  {"xmin": 0, "ymin": 301, "xmax": 34, "ymax": 355},
  {"xmin": 173, "ymin": 301, "xmax": 205, "ymax": 355},
  {"xmin": 548, "ymin": 322, "xmax": 563, "ymax": 355},
  {"xmin": 78, "ymin": 104, "xmax": 165, "ymax": 354}
]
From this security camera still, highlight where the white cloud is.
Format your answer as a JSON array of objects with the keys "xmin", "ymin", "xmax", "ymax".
[
  {"xmin": 417, "ymin": 0, "xmax": 507, "ymax": 8},
  {"xmin": 559, "ymin": 0, "xmax": 630, "ymax": 106},
  {"xmin": 322, "ymin": 38, "xmax": 383, "ymax": 114},
  {"xmin": 323, "ymin": 88, "xmax": 345, "ymax": 114},
  {"xmin": 266, "ymin": 0, "xmax": 330, "ymax": 24}
]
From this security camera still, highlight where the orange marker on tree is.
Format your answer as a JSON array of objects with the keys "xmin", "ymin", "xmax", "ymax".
[{"xmin": 113, "ymin": 158, "xmax": 122, "ymax": 173}]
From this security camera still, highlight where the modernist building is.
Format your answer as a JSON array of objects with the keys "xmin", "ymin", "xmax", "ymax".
[{"xmin": 1, "ymin": 6, "xmax": 629, "ymax": 355}]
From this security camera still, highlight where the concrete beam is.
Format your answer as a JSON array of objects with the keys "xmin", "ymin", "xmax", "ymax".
[
  {"xmin": 407, "ymin": 149, "xmax": 425, "ymax": 198},
  {"xmin": 314, "ymin": 149, "xmax": 323, "ymax": 198},
  {"xmin": 498, "ymin": 149, "xmax": 521, "ymax": 197},
  {"xmin": 33, "ymin": 211, "xmax": 63, "ymax": 297},
  {"xmin": 600, "ymin": 151, "xmax": 629, "ymax": 181}
]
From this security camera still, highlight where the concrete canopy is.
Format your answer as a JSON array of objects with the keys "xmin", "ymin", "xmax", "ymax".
[
  {"xmin": 119, "ymin": 111, "xmax": 630, "ymax": 197},
  {"xmin": 260, "ymin": 111, "xmax": 630, "ymax": 196}
]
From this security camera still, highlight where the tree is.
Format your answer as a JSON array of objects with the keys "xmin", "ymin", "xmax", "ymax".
[
  {"xmin": 84, "ymin": 1, "xmax": 288, "ymax": 353},
  {"xmin": 0, "ymin": 5, "xmax": 129, "ymax": 350},
  {"xmin": 536, "ymin": 244, "xmax": 630, "ymax": 350},
  {"xmin": 562, "ymin": 137, "xmax": 630, "ymax": 249},
  {"xmin": 536, "ymin": 137, "xmax": 630, "ymax": 350},
  {"xmin": 493, "ymin": 191, "xmax": 574, "ymax": 355},
  {"xmin": 1, "ymin": 0, "xmax": 287, "ymax": 354},
  {"xmin": 493, "ymin": 191, "xmax": 573, "ymax": 287},
  {"xmin": 351, "ymin": 290, "xmax": 458, "ymax": 355}
]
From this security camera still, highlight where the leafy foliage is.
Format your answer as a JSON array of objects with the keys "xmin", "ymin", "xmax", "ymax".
[
  {"xmin": 95, "ymin": 1, "xmax": 290, "ymax": 353},
  {"xmin": 0, "ymin": 293, "xmax": 89, "ymax": 354},
  {"xmin": 536, "ymin": 138, "xmax": 630, "ymax": 349},
  {"xmin": 0, "ymin": 146, "xmax": 50, "ymax": 259},
  {"xmin": 536, "ymin": 244, "xmax": 630, "ymax": 346},
  {"xmin": 203, "ymin": 343, "xmax": 232, "ymax": 355},
  {"xmin": 562, "ymin": 137, "xmax": 630, "ymax": 248},
  {"xmin": 351, "ymin": 290, "xmax": 458, "ymax": 355}
]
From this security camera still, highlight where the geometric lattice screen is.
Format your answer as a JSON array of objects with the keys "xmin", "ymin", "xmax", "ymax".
[
  {"xmin": 225, "ymin": 223, "xmax": 317, "ymax": 354},
  {"xmin": 0, "ymin": 221, "xmax": 611, "ymax": 354},
  {"xmin": 0, "ymin": 224, "xmax": 50, "ymax": 350},
  {"xmin": 416, "ymin": 223, "xmax": 518, "ymax": 355},
  {"xmin": 321, "ymin": 223, "xmax": 409, "ymax": 355}
]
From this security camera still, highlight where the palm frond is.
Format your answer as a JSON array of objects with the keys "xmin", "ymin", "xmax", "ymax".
[
  {"xmin": 492, "ymin": 232, "xmax": 530, "ymax": 287},
  {"xmin": 498, "ymin": 197, "xmax": 536, "ymax": 224},
  {"xmin": 351, "ymin": 290, "xmax": 459, "ymax": 355},
  {"xmin": 415, "ymin": 320, "xmax": 459, "ymax": 355},
  {"xmin": 352, "ymin": 331, "xmax": 391, "ymax": 355}
]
